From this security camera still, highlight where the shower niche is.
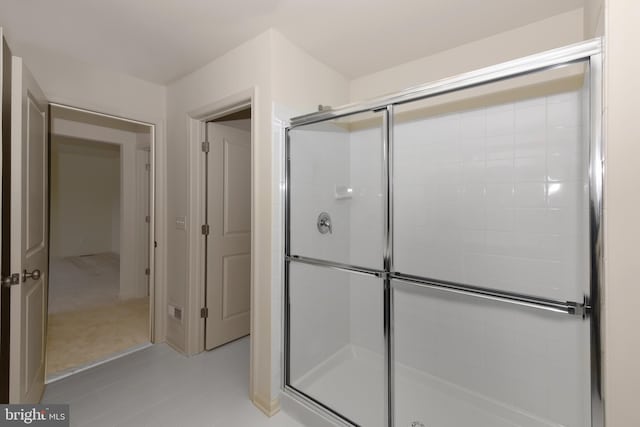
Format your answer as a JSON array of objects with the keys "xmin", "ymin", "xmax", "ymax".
[{"xmin": 284, "ymin": 39, "xmax": 602, "ymax": 427}]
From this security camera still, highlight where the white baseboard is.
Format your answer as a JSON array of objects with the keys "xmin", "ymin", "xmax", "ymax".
[{"xmin": 252, "ymin": 394, "xmax": 281, "ymax": 417}]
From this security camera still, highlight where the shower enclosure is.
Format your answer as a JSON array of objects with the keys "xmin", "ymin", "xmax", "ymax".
[{"xmin": 283, "ymin": 39, "xmax": 603, "ymax": 427}]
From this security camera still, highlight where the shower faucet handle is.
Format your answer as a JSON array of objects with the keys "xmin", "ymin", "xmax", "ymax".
[{"xmin": 317, "ymin": 212, "xmax": 332, "ymax": 234}]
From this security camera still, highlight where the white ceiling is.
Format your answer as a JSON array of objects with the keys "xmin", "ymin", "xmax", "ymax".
[{"xmin": 0, "ymin": 0, "xmax": 584, "ymax": 84}]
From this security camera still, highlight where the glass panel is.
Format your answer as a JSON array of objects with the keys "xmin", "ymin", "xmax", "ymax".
[
  {"xmin": 393, "ymin": 280, "xmax": 590, "ymax": 427},
  {"xmin": 289, "ymin": 111, "xmax": 384, "ymax": 269},
  {"xmin": 393, "ymin": 63, "xmax": 590, "ymax": 302},
  {"xmin": 288, "ymin": 262, "xmax": 384, "ymax": 427}
]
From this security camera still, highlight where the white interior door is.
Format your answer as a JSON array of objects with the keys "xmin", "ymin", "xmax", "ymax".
[
  {"xmin": 0, "ymin": 27, "xmax": 8, "ymax": 404},
  {"xmin": 9, "ymin": 56, "xmax": 48, "ymax": 403},
  {"xmin": 205, "ymin": 122, "xmax": 251, "ymax": 350}
]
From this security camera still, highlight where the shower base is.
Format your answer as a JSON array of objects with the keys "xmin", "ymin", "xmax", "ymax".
[{"xmin": 293, "ymin": 346, "xmax": 559, "ymax": 427}]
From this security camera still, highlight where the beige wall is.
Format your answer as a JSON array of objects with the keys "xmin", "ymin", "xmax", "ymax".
[
  {"xmin": 349, "ymin": 9, "xmax": 585, "ymax": 103},
  {"xmin": 585, "ymin": 0, "xmax": 605, "ymax": 37},
  {"xmin": 17, "ymin": 45, "xmax": 165, "ymax": 121},
  {"xmin": 604, "ymin": 1, "xmax": 640, "ymax": 426},
  {"xmin": 165, "ymin": 28, "xmax": 349, "ymax": 413},
  {"xmin": 166, "ymin": 31, "xmax": 274, "ymax": 414},
  {"xmin": 50, "ymin": 136, "xmax": 120, "ymax": 258},
  {"xmin": 270, "ymin": 30, "xmax": 349, "ymax": 113}
]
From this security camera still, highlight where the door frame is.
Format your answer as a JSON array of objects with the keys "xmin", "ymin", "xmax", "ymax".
[
  {"xmin": 47, "ymin": 102, "xmax": 166, "ymax": 345},
  {"xmin": 185, "ymin": 88, "xmax": 255, "ymax": 363},
  {"xmin": 0, "ymin": 30, "xmax": 12, "ymax": 404}
]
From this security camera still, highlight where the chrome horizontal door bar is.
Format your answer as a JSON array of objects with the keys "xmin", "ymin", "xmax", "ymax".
[
  {"xmin": 286, "ymin": 255, "xmax": 385, "ymax": 278},
  {"xmin": 290, "ymin": 38, "xmax": 601, "ymax": 128},
  {"xmin": 392, "ymin": 273, "xmax": 590, "ymax": 317}
]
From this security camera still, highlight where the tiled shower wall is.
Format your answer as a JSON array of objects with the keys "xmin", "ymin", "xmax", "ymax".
[
  {"xmin": 393, "ymin": 91, "xmax": 590, "ymax": 302},
  {"xmin": 288, "ymin": 125, "xmax": 352, "ymax": 380}
]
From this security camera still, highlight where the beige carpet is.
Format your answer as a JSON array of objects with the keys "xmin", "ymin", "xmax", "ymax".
[
  {"xmin": 49, "ymin": 254, "xmax": 120, "ymax": 314},
  {"xmin": 46, "ymin": 297, "xmax": 149, "ymax": 376}
]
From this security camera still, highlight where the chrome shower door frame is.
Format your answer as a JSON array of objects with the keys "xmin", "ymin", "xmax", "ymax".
[{"xmin": 283, "ymin": 37, "xmax": 604, "ymax": 427}]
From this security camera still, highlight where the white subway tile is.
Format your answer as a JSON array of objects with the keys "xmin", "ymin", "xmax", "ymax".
[
  {"xmin": 515, "ymin": 104, "xmax": 546, "ymax": 134},
  {"xmin": 485, "ymin": 134, "xmax": 514, "ymax": 160},
  {"xmin": 485, "ymin": 208, "xmax": 515, "ymax": 231},
  {"xmin": 547, "ymin": 125, "xmax": 580, "ymax": 149},
  {"xmin": 515, "ymin": 208, "xmax": 552, "ymax": 233},
  {"xmin": 547, "ymin": 181, "xmax": 585, "ymax": 208},
  {"xmin": 485, "ymin": 106, "xmax": 515, "ymax": 136},
  {"xmin": 515, "ymin": 156, "xmax": 547, "ymax": 182},
  {"xmin": 547, "ymin": 152, "xmax": 582, "ymax": 182},
  {"xmin": 458, "ymin": 111, "xmax": 485, "ymax": 139},
  {"xmin": 548, "ymin": 100, "xmax": 580, "ymax": 129},
  {"xmin": 485, "ymin": 158, "xmax": 514, "ymax": 183},
  {"xmin": 484, "ymin": 183, "xmax": 514, "ymax": 207},
  {"xmin": 515, "ymin": 130, "xmax": 546, "ymax": 159},
  {"xmin": 458, "ymin": 137, "xmax": 485, "ymax": 162},
  {"xmin": 514, "ymin": 183, "xmax": 547, "ymax": 208}
]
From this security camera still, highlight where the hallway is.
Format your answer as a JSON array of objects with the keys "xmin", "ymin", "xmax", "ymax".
[{"xmin": 48, "ymin": 253, "xmax": 120, "ymax": 314}]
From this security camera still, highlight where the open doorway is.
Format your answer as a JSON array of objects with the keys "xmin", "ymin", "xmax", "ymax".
[
  {"xmin": 46, "ymin": 104, "xmax": 154, "ymax": 381},
  {"xmin": 203, "ymin": 107, "xmax": 252, "ymax": 350}
]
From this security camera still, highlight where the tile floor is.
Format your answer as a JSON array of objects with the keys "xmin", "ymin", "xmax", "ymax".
[{"xmin": 42, "ymin": 337, "xmax": 302, "ymax": 427}]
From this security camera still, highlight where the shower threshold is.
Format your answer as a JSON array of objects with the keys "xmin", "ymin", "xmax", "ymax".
[{"xmin": 292, "ymin": 346, "xmax": 561, "ymax": 427}]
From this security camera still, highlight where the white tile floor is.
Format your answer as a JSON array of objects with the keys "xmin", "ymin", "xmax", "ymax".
[{"xmin": 42, "ymin": 337, "xmax": 302, "ymax": 427}]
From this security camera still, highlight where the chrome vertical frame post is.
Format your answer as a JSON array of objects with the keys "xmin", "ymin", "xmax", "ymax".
[
  {"xmin": 588, "ymin": 51, "xmax": 605, "ymax": 427},
  {"xmin": 283, "ymin": 128, "xmax": 291, "ymax": 387},
  {"xmin": 382, "ymin": 105, "xmax": 395, "ymax": 427},
  {"xmin": 382, "ymin": 106, "xmax": 393, "ymax": 273}
]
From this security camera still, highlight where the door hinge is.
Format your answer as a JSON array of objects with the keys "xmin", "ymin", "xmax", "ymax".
[
  {"xmin": 200, "ymin": 307, "xmax": 209, "ymax": 318},
  {"xmin": 154, "ymin": 241, "xmax": 158, "ymax": 248},
  {"xmin": 145, "ymin": 268, "xmax": 150, "ymax": 276},
  {"xmin": 145, "ymin": 215, "xmax": 150, "ymax": 223},
  {"xmin": 145, "ymin": 163, "xmax": 150, "ymax": 171},
  {"xmin": 201, "ymin": 224, "xmax": 210, "ymax": 236},
  {"xmin": 1, "ymin": 273, "xmax": 20, "ymax": 287},
  {"xmin": 201, "ymin": 141, "xmax": 210, "ymax": 153}
]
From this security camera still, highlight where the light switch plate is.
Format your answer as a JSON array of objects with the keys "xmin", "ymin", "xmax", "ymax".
[{"xmin": 175, "ymin": 216, "xmax": 187, "ymax": 230}]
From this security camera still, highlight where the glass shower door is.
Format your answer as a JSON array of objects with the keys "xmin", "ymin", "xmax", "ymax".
[
  {"xmin": 284, "ymin": 42, "xmax": 601, "ymax": 427},
  {"xmin": 286, "ymin": 111, "xmax": 387, "ymax": 426},
  {"xmin": 391, "ymin": 66, "xmax": 593, "ymax": 426}
]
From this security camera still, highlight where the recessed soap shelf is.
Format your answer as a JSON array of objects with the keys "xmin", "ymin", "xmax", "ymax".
[{"xmin": 335, "ymin": 185, "xmax": 353, "ymax": 200}]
